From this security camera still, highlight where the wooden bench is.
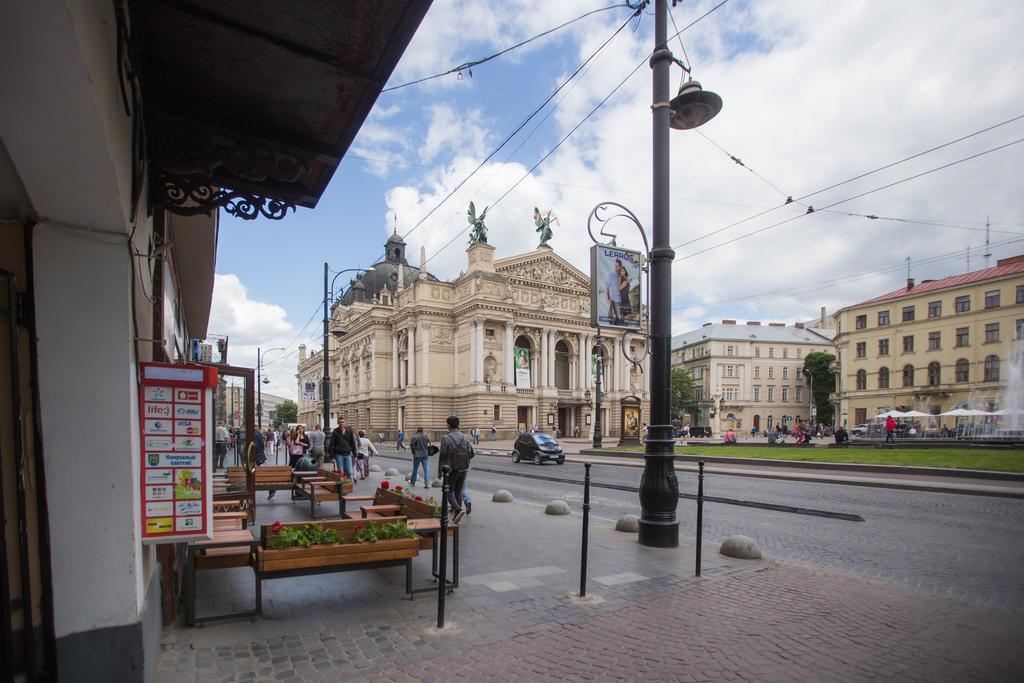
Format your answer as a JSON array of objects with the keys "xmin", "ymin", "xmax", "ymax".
[
  {"xmin": 356, "ymin": 488, "xmax": 459, "ymax": 591},
  {"xmin": 254, "ymin": 518, "xmax": 420, "ymax": 599},
  {"xmin": 186, "ymin": 529, "xmax": 259, "ymax": 626},
  {"xmin": 252, "ymin": 465, "xmax": 295, "ymax": 492},
  {"xmin": 292, "ymin": 468, "xmax": 354, "ymax": 518},
  {"xmin": 213, "ymin": 511, "xmax": 248, "ymax": 531}
]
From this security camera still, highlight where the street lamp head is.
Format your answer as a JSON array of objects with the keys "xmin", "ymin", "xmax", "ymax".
[
  {"xmin": 669, "ymin": 80, "xmax": 722, "ymax": 130},
  {"xmin": 262, "ymin": 377, "xmax": 270, "ymax": 384}
]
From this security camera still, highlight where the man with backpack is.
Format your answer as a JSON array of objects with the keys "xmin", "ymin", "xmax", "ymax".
[{"xmin": 439, "ymin": 415, "xmax": 473, "ymax": 524}]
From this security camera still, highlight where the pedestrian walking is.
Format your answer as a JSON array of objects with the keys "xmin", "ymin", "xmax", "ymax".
[
  {"xmin": 439, "ymin": 415, "xmax": 473, "ymax": 524},
  {"xmin": 329, "ymin": 417, "xmax": 357, "ymax": 479},
  {"xmin": 308, "ymin": 423, "xmax": 326, "ymax": 465},
  {"xmin": 355, "ymin": 429, "xmax": 377, "ymax": 480},
  {"xmin": 289, "ymin": 425, "xmax": 309, "ymax": 468},
  {"xmin": 378, "ymin": 430, "xmax": 385, "ymax": 448},
  {"xmin": 396, "ymin": 429, "xmax": 406, "ymax": 450},
  {"xmin": 885, "ymin": 415, "xmax": 897, "ymax": 443},
  {"xmin": 491, "ymin": 425, "xmax": 497, "ymax": 441},
  {"xmin": 254, "ymin": 428, "xmax": 266, "ymax": 466},
  {"xmin": 214, "ymin": 423, "xmax": 229, "ymax": 470},
  {"xmin": 471, "ymin": 426, "xmax": 480, "ymax": 445},
  {"xmin": 409, "ymin": 427, "xmax": 431, "ymax": 489}
]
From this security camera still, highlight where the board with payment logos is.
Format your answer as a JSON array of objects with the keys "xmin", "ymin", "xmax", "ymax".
[{"xmin": 139, "ymin": 362, "xmax": 218, "ymax": 543}]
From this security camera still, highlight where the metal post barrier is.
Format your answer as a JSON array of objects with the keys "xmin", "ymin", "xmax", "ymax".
[
  {"xmin": 437, "ymin": 464, "xmax": 450, "ymax": 628},
  {"xmin": 580, "ymin": 462, "xmax": 591, "ymax": 597},
  {"xmin": 695, "ymin": 460, "xmax": 704, "ymax": 577}
]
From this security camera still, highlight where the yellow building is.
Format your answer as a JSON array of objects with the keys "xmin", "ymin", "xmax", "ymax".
[
  {"xmin": 298, "ymin": 233, "xmax": 650, "ymax": 441},
  {"xmin": 833, "ymin": 256, "xmax": 1024, "ymax": 427}
]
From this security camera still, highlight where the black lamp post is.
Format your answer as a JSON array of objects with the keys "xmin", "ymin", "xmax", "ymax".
[
  {"xmin": 256, "ymin": 345, "xmax": 284, "ymax": 430},
  {"xmin": 592, "ymin": 339, "xmax": 604, "ymax": 449},
  {"xmin": 322, "ymin": 264, "xmax": 363, "ymax": 432},
  {"xmin": 639, "ymin": 0, "xmax": 722, "ymax": 548}
]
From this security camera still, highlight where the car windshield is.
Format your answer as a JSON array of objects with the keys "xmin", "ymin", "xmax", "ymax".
[{"xmin": 534, "ymin": 434, "xmax": 558, "ymax": 446}]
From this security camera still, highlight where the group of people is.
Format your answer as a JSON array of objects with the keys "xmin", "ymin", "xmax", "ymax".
[{"xmin": 249, "ymin": 417, "xmax": 476, "ymax": 524}]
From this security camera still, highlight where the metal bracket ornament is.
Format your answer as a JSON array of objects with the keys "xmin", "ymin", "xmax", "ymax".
[
  {"xmin": 154, "ymin": 170, "xmax": 295, "ymax": 220},
  {"xmin": 587, "ymin": 201, "xmax": 653, "ymax": 370}
]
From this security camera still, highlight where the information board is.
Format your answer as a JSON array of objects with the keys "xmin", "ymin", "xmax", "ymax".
[{"xmin": 139, "ymin": 362, "xmax": 218, "ymax": 544}]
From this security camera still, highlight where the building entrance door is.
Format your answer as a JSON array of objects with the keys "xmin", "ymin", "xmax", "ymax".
[
  {"xmin": 557, "ymin": 407, "xmax": 570, "ymax": 437},
  {"xmin": 517, "ymin": 406, "xmax": 530, "ymax": 431}
]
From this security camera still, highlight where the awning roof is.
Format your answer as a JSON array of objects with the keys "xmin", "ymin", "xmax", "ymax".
[{"xmin": 135, "ymin": 0, "xmax": 430, "ymax": 219}]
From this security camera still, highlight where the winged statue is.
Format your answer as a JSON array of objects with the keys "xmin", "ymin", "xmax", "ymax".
[
  {"xmin": 467, "ymin": 201, "xmax": 489, "ymax": 245},
  {"xmin": 534, "ymin": 207, "xmax": 557, "ymax": 247}
]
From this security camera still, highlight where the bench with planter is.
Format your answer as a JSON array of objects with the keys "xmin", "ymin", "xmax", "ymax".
[{"xmin": 254, "ymin": 517, "xmax": 420, "ymax": 597}]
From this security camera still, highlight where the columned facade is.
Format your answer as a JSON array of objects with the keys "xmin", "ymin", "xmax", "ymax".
[{"xmin": 300, "ymin": 238, "xmax": 649, "ymax": 441}]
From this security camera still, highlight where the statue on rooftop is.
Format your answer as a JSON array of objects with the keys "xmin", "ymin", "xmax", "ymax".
[
  {"xmin": 534, "ymin": 207, "xmax": 557, "ymax": 247},
  {"xmin": 467, "ymin": 202, "xmax": 489, "ymax": 245}
]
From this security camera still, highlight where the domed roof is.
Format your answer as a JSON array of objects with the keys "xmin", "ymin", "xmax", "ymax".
[{"xmin": 337, "ymin": 232, "xmax": 438, "ymax": 305}]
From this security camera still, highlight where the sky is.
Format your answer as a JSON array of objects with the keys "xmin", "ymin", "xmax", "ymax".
[{"xmin": 211, "ymin": 0, "xmax": 1024, "ymax": 400}]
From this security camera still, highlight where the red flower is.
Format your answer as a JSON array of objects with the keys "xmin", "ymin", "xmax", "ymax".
[
  {"xmin": 355, "ymin": 525, "xmax": 364, "ymax": 532},
  {"xmin": 395, "ymin": 485, "xmax": 403, "ymax": 492},
  {"xmin": 415, "ymin": 496, "xmax": 424, "ymax": 501},
  {"xmin": 272, "ymin": 521, "xmax": 283, "ymax": 532},
  {"xmin": 380, "ymin": 481, "xmax": 390, "ymax": 490}
]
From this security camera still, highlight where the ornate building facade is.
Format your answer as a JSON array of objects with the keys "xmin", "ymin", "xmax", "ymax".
[{"xmin": 297, "ymin": 233, "xmax": 650, "ymax": 440}]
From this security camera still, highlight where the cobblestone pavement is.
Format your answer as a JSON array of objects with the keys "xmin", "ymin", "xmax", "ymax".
[
  {"xmin": 158, "ymin": 466, "xmax": 1024, "ymax": 681},
  {"xmin": 372, "ymin": 450, "xmax": 1024, "ymax": 611}
]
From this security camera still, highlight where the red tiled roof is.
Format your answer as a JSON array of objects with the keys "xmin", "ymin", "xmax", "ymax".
[{"xmin": 854, "ymin": 257, "xmax": 1024, "ymax": 307}]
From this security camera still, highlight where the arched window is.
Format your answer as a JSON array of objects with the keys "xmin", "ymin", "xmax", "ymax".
[
  {"xmin": 902, "ymin": 364, "xmax": 914, "ymax": 387},
  {"xmin": 878, "ymin": 367, "xmax": 890, "ymax": 389},
  {"xmin": 927, "ymin": 361, "xmax": 941, "ymax": 386},
  {"xmin": 514, "ymin": 335, "xmax": 534, "ymax": 387},
  {"xmin": 856, "ymin": 369, "xmax": 867, "ymax": 390},
  {"xmin": 984, "ymin": 355, "xmax": 1000, "ymax": 381},
  {"xmin": 555, "ymin": 340, "xmax": 571, "ymax": 389},
  {"xmin": 955, "ymin": 358, "xmax": 969, "ymax": 382}
]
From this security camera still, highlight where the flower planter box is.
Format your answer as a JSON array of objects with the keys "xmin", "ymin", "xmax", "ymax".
[
  {"xmin": 376, "ymin": 488, "xmax": 437, "ymax": 518},
  {"xmin": 256, "ymin": 536, "xmax": 420, "ymax": 572}
]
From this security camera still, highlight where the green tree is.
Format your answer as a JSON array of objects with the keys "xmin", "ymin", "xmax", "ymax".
[
  {"xmin": 275, "ymin": 399, "xmax": 298, "ymax": 426},
  {"xmin": 802, "ymin": 352, "xmax": 836, "ymax": 425},
  {"xmin": 670, "ymin": 366, "xmax": 695, "ymax": 419}
]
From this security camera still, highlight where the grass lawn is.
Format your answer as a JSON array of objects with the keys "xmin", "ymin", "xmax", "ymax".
[{"xmin": 610, "ymin": 445, "xmax": 1024, "ymax": 473}]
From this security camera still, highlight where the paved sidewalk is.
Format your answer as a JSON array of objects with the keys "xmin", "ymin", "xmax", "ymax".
[{"xmin": 157, "ymin": 468, "xmax": 1024, "ymax": 681}]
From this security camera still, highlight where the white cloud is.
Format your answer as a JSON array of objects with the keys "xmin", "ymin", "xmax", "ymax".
[
  {"xmin": 210, "ymin": 274, "xmax": 299, "ymax": 400},
  {"xmin": 376, "ymin": 0, "xmax": 1024, "ymax": 336}
]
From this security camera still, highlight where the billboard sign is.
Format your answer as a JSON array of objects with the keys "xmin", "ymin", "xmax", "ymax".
[
  {"xmin": 139, "ymin": 362, "xmax": 217, "ymax": 544},
  {"xmin": 590, "ymin": 245, "xmax": 643, "ymax": 330},
  {"xmin": 514, "ymin": 347, "xmax": 531, "ymax": 389},
  {"xmin": 301, "ymin": 377, "xmax": 319, "ymax": 402}
]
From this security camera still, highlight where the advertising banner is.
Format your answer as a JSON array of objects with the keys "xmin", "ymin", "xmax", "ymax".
[
  {"xmin": 301, "ymin": 377, "xmax": 319, "ymax": 402},
  {"xmin": 139, "ymin": 362, "xmax": 217, "ymax": 544},
  {"xmin": 514, "ymin": 347, "xmax": 531, "ymax": 389},
  {"xmin": 590, "ymin": 245, "xmax": 643, "ymax": 330}
]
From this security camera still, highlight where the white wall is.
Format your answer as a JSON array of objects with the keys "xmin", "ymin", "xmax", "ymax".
[{"xmin": 33, "ymin": 223, "xmax": 145, "ymax": 637}]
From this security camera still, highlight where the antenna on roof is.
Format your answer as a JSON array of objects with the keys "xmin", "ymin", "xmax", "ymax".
[
  {"xmin": 393, "ymin": 212, "xmax": 398, "ymax": 235},
  {"xmin": 983, "ymin": 216, "xmax": 991, "ymax": 269},
  {"xmin": 965, "ymin": 245, "xmax": 970, "ymax": 273},
  {"xmin": 905, "ymin": 256, "xmax": 911, "ymax": 280}
]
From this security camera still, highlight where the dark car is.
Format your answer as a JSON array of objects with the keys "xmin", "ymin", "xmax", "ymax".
[{"xmin": 511, "ymin": 433, "xmax": 565, "ymax": 465}]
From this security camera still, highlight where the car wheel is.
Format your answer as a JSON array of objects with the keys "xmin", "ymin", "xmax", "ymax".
[
  {"xmin": 533, "ymin": 453, "xmax": 542, "ymax": 465},
  {"xmin": 511, "ymin": 450, "xmax": 521, "ymax": 463},
  {"xmin": 556, "ymin": 459, "xmax": 565, "ymax": 465}
]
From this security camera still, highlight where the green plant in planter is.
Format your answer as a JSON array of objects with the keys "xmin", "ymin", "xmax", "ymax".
[
  {"xmin": 269, "ymin": 522, "xmax": 343, "ymax": 550},
  {"xmin": 352, "ymin": 520, "xmax": 416, "ymax": 543}
]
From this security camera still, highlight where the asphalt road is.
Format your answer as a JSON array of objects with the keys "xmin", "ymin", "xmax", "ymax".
[{"xmin": 372, "ymin": 448, "xmax": 1024, "ymax": 612}]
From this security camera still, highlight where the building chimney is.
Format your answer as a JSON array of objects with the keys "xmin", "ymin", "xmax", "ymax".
[
  {"xmin": 722, "ymin": 319, "xmax": 736, "ymax": 325},
  {"xmin": 820, "ymin": 306, "xmax": 826, "ymax": 325},
  {"xmin": 794, "ymin": 322, "xmax": 804, "ymax": 329},
  {"xmin": 906, "ymin": 277, "xmax": 914, "ymax": 290},
  {"xmin": 298, "ymin": 344, "xmax": 306, "ymax": 361},
  {"xmin": 746, "ymin": 321, "xmax": 761, "ymax": 326},
  {"xmin": 769, "ymin": 323, "xmax": 785, "ymax": 327}
]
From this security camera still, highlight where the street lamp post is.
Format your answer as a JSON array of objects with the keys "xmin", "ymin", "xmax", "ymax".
[
  {"xmin": 257, "ymin": 346, "xmax": 285, "ymax": 431},
  {"xmin": 638, "ymin": 0, "xmax": 722, "ymax": 548},
  {"xmin": 592, "ymin": 336, "xmax": 603, "ymax": 449},
  {"xmin": 322, "ymin": 263, "xmax": 363, "ymax": 432}
]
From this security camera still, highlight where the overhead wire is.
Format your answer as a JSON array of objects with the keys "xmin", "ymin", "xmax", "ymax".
[
  {"xmin": 673, "ymin": 112, "xmax": 1024, "ymax": 250},
  {"xmin": 381, "ymin": 3, "xmax": 631, "ymax": 93},
  {"xmin": 421, "ymin": 0, "xmax": 731, "ymax": 268},
  {"xmin": 675, "ymin": 136, "xmax": 1024, "ymax": 260}
]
